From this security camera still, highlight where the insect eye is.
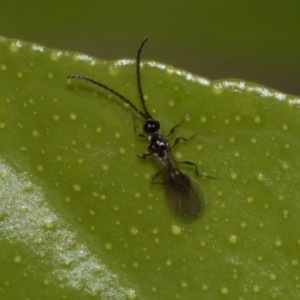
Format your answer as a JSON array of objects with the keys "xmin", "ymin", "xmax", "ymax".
[{"xmin": 143, "ymin": 119, "xmax": 160, "ymax": 133}]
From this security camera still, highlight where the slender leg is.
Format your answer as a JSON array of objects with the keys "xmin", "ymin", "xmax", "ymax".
[
  {"xmin": 133, "ymin": 122, "xmax": 147, "ymax": 138},
  {"xmin": 129, "ymin": 111, "xmax": 147, "ymax": 138},
  {"xmin": 150, "ymin": 171, "xmax": 164, "ymax": 185},
  {"xmin": 165, "ymin": 118, "xmax": 185, "ymax": 137},
  {"xmin": 177, "ymin": 160, "xmax": 199, "ymax": 175},
  {"xmin": 177, "ymin": 161, "xmax": 219, "ymax": 180},
  {"xmin": 130, "ymin": 111, "xmax": 152, "ymax": 158},
  {"xmin": 135, "ymin": 127, "xmax": 147, "ymax": 138},
  {"xmin": 138, "ymin": 152, "xmax": 152, "ymax": 159},
  {"xmin": 171, "ymin": 130, "xmax": 201, "ymax": 149}
]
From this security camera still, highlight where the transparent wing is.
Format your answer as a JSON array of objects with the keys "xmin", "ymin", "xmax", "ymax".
[{"xmin": 164, "ymin": 170, "xmax": 204, "ymax": 219}]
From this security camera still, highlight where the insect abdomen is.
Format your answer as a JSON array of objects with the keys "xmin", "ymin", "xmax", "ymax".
[{"xmin": 164, "ymin": 170, "xmax": 203, "ymax": 218}]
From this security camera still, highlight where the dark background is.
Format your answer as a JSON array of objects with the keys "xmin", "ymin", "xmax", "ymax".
[{"xmin": 1, "ymin": 1, "xmax": 300, "ymax": 95}]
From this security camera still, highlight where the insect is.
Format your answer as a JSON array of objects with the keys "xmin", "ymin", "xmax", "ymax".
[{"xmin": 67, "ymin": 37, "xmax": 210, "ymax": 219}]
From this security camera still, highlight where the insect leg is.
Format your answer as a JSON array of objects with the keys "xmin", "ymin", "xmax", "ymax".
[
  {"xmin": 134, "ymin": 125, "xmax": 147, "ymax": 138},
  {"xmin": 177, "ymin": 161, "xmax": 219, "ymax": 180},
  {"xmin": 129, "ymin": 112, "xmax": 147, "ymax": 138},
  {"xmin": 171, "ymin": 129, "xmax": 201, "ymax": 149},
  {"xmin": 165, "ymin": 118, "xmax": 185, "ymax": 137},
  {"xmin": 138, "ymin": 152, "xmax": 152, "ymax": 159},
  {"xmin": 138, "ymin": 153, "xmax": 164, "ymax": 183},
  {"xmin": 177, "ymin": 160, "xmax": 199, "ymax": 175},
  {"xmin": 150, "ymin": 171, "xmax": 164, "ymax": 185},
  {"xmin": 166, "ymin": 113, "xmax": 194, "ymax": 137}
]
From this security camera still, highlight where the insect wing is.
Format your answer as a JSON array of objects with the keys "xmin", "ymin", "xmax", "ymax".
[{"xmin": 164, "ymin": 171, "xmax": 203, "ymax": 218}]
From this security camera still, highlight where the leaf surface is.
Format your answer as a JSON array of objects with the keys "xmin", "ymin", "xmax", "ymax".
[{"xmin": 0, "ymin": 35, "xmax": 299, "ymax": 299}]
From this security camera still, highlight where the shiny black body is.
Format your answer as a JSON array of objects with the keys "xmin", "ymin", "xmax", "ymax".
[
  {"xmin": 145, "ymin": 132, "xmax": 202, "ymax": 218},
  {"xmin": 67, "ymin": 37, "xmax": 204, "ymax": 218}
]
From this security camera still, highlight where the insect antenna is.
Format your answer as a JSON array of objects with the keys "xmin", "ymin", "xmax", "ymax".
[
  {"xmin": 136, "ymin": 36, "xmax": 153, "ymax": 119},
  {"xmin": 66, "ymin": 75, "xmax": 147, "ymax": 119},
  {"xmin": 67, "ymin": 37, "xmax": 154, "ymax": 121}
]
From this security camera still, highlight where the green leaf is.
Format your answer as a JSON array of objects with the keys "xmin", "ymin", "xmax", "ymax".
[{"xmin": 0, "ymin": 35, "xmax": 299, "ymax": 299}]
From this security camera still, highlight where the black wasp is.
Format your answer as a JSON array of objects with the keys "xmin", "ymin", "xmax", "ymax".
[{"xmin": 68, "ymin": 37, "xmax": 212, "ymax": 219}]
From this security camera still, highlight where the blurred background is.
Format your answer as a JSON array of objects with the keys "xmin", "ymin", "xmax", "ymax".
[{"xmin": 1, "ymin": 1, "xmax": 299, "ymax": 95}]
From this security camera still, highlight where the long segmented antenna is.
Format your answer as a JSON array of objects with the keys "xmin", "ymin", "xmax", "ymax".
[
  {"xmin": 67, "ymin": 37, "xmax": 151, "ymax": 120},
  {"xmin": 66, "ymin": 75, "xmax": 147, "ymax": 119},
  {"xmin": 136, "ymin": 36, "xmax": 152, "ymax": 119}
]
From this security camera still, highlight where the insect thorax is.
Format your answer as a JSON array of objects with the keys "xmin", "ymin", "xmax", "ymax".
[{"xmin": 148, "ymin": 133, "xmax": 170, "ymax": 160}]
